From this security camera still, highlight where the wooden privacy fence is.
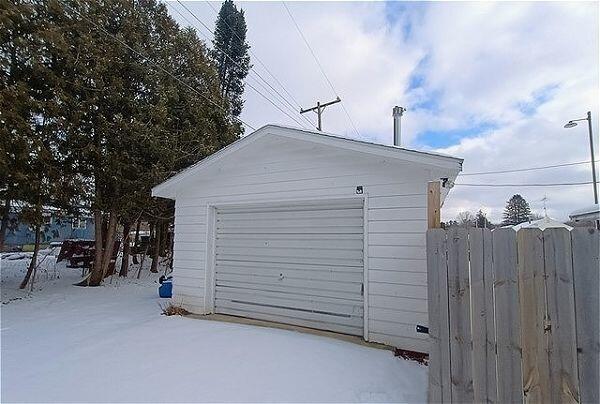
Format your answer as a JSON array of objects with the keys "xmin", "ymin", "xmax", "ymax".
[{"xmin": 426, "ymin": 227, "xmax": 599, "ymax": 403}]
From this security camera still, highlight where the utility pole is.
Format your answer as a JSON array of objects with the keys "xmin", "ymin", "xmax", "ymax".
[
  {"xmin": 300, "ymin": 97, "xmax": 341, "ymax": 131},
  {"xmin": 564, "ymin": 111, "xmax": 598, "ymax": 204}
]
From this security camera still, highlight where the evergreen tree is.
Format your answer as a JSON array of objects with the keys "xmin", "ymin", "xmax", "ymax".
[
  {"xmin": 211, "ymin": 0, "xmax": 250, "ymax": 117},
  {"xmin": 54, "ymin": 0, "xmax": 239, "ymax": 285},
  {"xmin": 475, "ymin": 210, "xmax": 494, "ymax": 229},
  {"xmin": 502, "ymin": 194, "xmax": 532, "ymax": 226},
  {"xmin": 0, "ymin": 0, "xmax": 38, "ymax": 250},
  {"xmin": 2, "ymin": 0, "xmax": 241, "ymax": 286},
  {"xmin": 1, "ymin": 0, "xmax": 81, "ymax": 287}
]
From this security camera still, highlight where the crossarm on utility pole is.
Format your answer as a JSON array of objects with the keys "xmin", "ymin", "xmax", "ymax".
[{"xmin": 300, "ymin": 97, "xmax": 341, "ymax": 131}]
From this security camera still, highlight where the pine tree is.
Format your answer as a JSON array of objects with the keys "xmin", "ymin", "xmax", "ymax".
[
  {"xmin": 502, "ymin": 194, "xmax": 532, "ymax": 226},
  {"xmin": 55, "ymin": 0, "xmax": 240, "ymax": 285},
  {"xmin": 475, "ymin": 210, "xmax": 494, "ymax": 229},
  {"xmin": 212, "ymin": 0, "xmax": 251, "ymax": 117},
  {"xmin": 0, "ymin": 0, "xmax": 38, "ymax": 251},
  {"xmin": 2, "ymin": 0, "xmax": 241, "ymax": 285},
  {"xmin": 1, "ymin": 0, "xmax": 81, "ymax": 287}
]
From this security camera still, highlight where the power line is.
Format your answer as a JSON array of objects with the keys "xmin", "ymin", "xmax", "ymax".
[
  {"xmin": 57, "ymin": 0, "xmax": 256, "ymax": 131},
  {"xmin": 167, "ymin": 0, "xmax": 312, "ymax": 128},
  {"xmin": 203, "ymin": 0, "xmax": 316, "ymax": 128},
  {"xmin": 172, "ymin": 0, "xmax": 310, "ymax": 129},
  {"xmin": 460, "ymin": 160, "xmax": 596, "ymax": 176},
  {"xmin": 454, "ymin": 181, "xmax": 594, "ymax": 187},
  {"xmin": 282, "ymin": 1, "xmax": 361, "ymax": 137}
]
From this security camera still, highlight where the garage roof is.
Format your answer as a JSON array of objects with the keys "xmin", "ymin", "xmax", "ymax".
[{"xmin": 152, "ymin": 124, "xmax": 463, "ymax": 197}]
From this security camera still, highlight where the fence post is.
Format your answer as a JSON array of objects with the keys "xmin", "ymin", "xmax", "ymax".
[
  {"xmin": 543, "ymin": 228, "xmax": 580, "ymax": 403},
  {"xmin": 571, "ymin": 228, "xmax": 599, "ymax": 404},
  {"xmin": 469, "ymin": 228, "xmax": 497, "ymax": 403},
  {"xmin": 492, "ymin": 228, "xmax": 523, "ymax": 403},
  {"xmin": 447, "ymin": 228, "xmax": 473, "ymax": 402},
  {"xmin": 427, "ymin": 181, "xmax": 441, "ymax": 229},
  {"xmin": 518, "ymin": 229, "xmax": 550, "ymax": 403},
  {"xmin": 427, "ymin": 229, "xmax": 451, "ymax": 403}
]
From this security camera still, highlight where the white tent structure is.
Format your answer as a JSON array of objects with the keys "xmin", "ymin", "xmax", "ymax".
[{"xmin": 512, "ymin": 216, "xmax": 573, "ymax": 231}]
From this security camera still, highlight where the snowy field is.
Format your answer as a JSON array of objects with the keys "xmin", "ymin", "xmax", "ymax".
[{"xmin": 1, "ymin": 253, "xmax": 427, "ymax": 403}]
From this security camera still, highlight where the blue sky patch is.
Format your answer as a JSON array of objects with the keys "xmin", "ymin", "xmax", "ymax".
[
  {"xmin": 407, "ymin": 55, "xmax": 430, "ymax": 91},
  {"xmin": 517, "ymin": 84, "xmax": 560, "ymax": 116},
  {"xmin": 383, "ymin": 1, "xmax": 427, "ymax": 39},
  {"xmin": 415, "ymin": 121, "xmax": 498, "ymax": 149}
]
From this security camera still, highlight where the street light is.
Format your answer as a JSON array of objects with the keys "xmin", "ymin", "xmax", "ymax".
[{"xmin": 564, "ymin": 111, "xmax": 598, "ymax": 205}]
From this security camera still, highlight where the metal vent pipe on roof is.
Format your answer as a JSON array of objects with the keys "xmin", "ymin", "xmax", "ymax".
[{"xmin": 393, "ymin": 106, "xmax": 406, "ymax": 146}]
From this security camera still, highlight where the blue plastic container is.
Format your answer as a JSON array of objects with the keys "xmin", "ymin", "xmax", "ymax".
[{"xmin": 159, "ymin": 280, "xmax": 173, "ymax": 298}]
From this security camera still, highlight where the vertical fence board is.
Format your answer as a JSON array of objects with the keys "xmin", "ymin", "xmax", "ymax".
[
  {"xmin": 572, "ymin": 228, "xmax": 599, "ymax": 404},
  {"xmin": 427, "ymin": 229, "xmax": 451, "ymax": 403},
  {"xmin": 447, "ymin": 228, "xmax": 474, "ymax": 402},
  {"xmin": 427, "ymin": 227, "xmax": 597, "ymax": 404},
  {"xmin": 544, "ymin": 229, "xmax": 579, "ymax": 403},
  {"xmin": 493, "ymin": 228, "xmax": 523, "ymax": 403},
  {"xmin": 518, "ymin": 229, "xmax": 550, "ymax": 403},
  {"xmin": 469, "ymin": 228, "xmax": 496, "ymax": 403}
]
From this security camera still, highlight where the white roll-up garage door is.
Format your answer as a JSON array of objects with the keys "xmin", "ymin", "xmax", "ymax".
[{"xmin": 213, "ymin": 199, "xmax": 364, "ymax": 336}]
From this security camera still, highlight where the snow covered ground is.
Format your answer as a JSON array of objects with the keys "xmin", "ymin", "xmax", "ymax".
[{"xmin": 1, "ymin": 255, "xmax": 427, "ymax": 403}]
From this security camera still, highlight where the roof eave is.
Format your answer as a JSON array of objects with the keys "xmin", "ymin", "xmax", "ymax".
[{"xmin": 151, "ymin": 123, "xmax": 463, "ymax": 198}]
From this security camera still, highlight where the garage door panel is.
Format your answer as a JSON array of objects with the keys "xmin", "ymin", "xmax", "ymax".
[
  {"xmin": 219, "ymin": 298, "xmax": 363, "ymax": 318},
  {"xmin": 216, "ymin": 300, "xmax": 363, "ymax": 326},
  {"xmin": 214, "ymin": 199, "xmax": 364, "ymax": 336},
  {"xmin": 216, "ymin": 267, "xmax": 364, "ymax": 283},
  {"xmin": 216, "ymin": 254, "xmax": 363, "ymax": 268},
  {"xmin": 215, "ymin": 260, "xmax": 363, "ymax": 273},
  {"xmin": 217, "ymin": 217, "xmax": 364, "ymax": 228},
  {"xmin": 216, "ymin": 246, "xmax": 364, "ymax": 260},
  {"xmin": 216, "ymin": 288, "xmax": 363, "ymax": 308},
  {"xmin": 216, "ymin": 226, "xmax": 363, "ymax": 235},
  {"xmin": 216, "ymin": 274, "xmax": 362, "ymax": 294},
  {"xmin": 216, "ymin": 307, "xmax": 363, "ymax": 336},
  {"xmin": 216, "ymin": 237, "xmax": 363, "ymax": 250},
  {"xmin": 217, "ymin": 233, "xmax": 363, "ymax": 240},
  {"xmin": 216, "ymin": 281, "xmax": 361, "ymax": 300}
]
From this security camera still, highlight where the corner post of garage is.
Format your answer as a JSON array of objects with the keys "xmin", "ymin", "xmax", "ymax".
[{"xmin": 427, "ymin": 181, "xmax": 441, "ymax": 229}]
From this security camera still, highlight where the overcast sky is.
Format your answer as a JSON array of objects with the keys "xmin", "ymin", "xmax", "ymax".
[{"xmin": 168, "ymin": 1, "xmax": 599, "ymax": 222}]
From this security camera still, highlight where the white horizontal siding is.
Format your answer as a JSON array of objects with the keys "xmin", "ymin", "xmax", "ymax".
[
  {"xmin": 171, "ymin": 201, "xmax": 208, "ymax": 313},
  {"xmin": 168, "ymin": 137, "xmax": 440, "ymax": 352}
]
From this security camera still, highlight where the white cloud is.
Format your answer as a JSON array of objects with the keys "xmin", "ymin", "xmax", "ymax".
[{"xmin": 170, "ymin": 1, "xmax": 599, "ymax": 222}]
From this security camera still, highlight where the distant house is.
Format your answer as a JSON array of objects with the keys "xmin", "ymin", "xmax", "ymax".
[
  {"xmin": 569, "ymin": 204, "xmax": 599, "ymax": 223},
  {"xmin": 4, "ymin": 208, "xmax": 95, "ymax": 247}
]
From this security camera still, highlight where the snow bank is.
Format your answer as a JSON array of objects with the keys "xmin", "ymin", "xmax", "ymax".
[{"xmin": 1, "ymin": 258, "xmax": 427, "ymax": 403}]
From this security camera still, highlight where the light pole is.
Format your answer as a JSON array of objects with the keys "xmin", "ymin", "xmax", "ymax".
[{"xmin": 564, "ymin": 111, "xmax": 598, "ymax": 205}]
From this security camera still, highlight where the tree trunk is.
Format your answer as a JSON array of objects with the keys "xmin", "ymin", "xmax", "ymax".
[
  {"xmin": 137, "ymin": 243, "xmax": 149, "ymax": 279},
  {"xmin": 99, "ymin": 211, "xmax": 118, "ymax": 280},
  {"xmin": 119, "ymin": 222, "xmax": 131, "ymax": 277},
  {"xmin": 19, "ymin": 221, "xmax": 41, "ymax": 289},
  {"xmin": 91, "ymin": 209, "xmax": 103, "ymax": 285},
  {"xmin": 85, "ymin": 210, "xmax": 118, "ymax": 286},
  {"xmin": 150, "ymin": 220, "xmax": 161, "ymax": 273},
  {"xmin": 0, "ymin": 197, "xmax": 11, "ymax": 252},
  {"xmin": 132, "ymin": 218, "xmax": 141, "ymax": 264}
]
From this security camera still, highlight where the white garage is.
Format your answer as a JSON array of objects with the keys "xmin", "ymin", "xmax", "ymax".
[{"xmin": 152, "ymin": 124, "xmax": 462, "ymax": 353}]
